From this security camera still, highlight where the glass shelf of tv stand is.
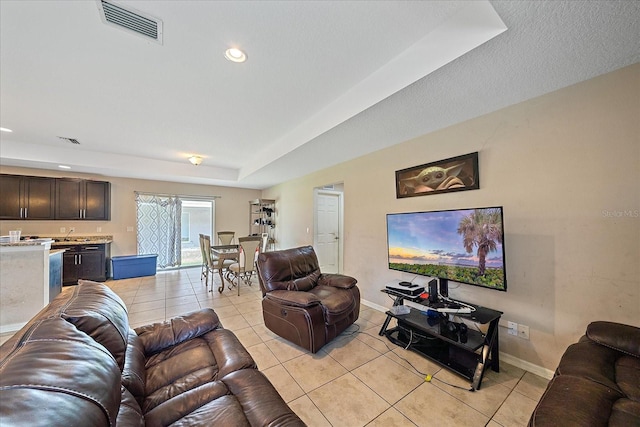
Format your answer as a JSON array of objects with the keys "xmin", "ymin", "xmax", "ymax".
[{"xmin": 379, "ymin": 288, "xmax": 503, "ymax": 390}]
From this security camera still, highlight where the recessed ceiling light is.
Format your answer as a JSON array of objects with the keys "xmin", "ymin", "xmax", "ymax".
[
  {"xmin": 225, "ymin": 48, "xmax": 247, "ymax": 63},
  {"xmin": 0, "ymin": 127, "xmax": 13, "ymax": 132},
  {"xmin": 58, "ymin": 165, "xmax": 71, "ymax": 169}
]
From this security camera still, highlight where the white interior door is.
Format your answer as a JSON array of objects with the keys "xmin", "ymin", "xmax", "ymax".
[{"xmin": 315, "ymin": 190, "xmax": 341, "ymax": 273}]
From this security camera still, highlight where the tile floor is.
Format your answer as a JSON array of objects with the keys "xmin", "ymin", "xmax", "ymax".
[{"xmin": 105, "ymin": 267, "xmax": 548, "ymax": 426}]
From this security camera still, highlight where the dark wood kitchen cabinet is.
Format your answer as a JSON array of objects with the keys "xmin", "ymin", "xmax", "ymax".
[
  {"xmin": 60, "ymin": 243, "xmax": 111, "ymax": 285},
  {"xmin": 0, "ymin": 174, "xmax": 56, "ymax": 220},
  {"xmin": 56, "ymin": 179, "xmax": 111, "ymax": 220}
]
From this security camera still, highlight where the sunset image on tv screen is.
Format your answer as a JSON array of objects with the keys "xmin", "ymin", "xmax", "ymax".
[{"xmin": 387, "ymin": 207, "xmax": 506, "ymax": 291}]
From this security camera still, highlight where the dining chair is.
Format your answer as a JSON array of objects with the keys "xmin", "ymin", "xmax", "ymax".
[
  {"xmin": 198, "ymin": 234, "xmax": 208, "ymax": 283},
  {"xmin": 202, "ymin": 234, "xmax": 234, "ymax": 291},
  {"xmin": 217, "ymin": 231, "xmax": 235, "ymax": 245},
  {"xmin": 227, "ymin": 236, "xmax": 262, "ymax": 296}
]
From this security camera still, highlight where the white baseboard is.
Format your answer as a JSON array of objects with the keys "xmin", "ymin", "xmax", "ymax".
[
  {"xmin": 499, "ymin": 352, "xmax": 554, "ymax": 379},
  {"xmin": 1, "ymin": 322, "xmax": 26, "ymax": 335},
  {"xmin": 361, "ymin": 298, "xmax": 388, "ymax": 313},
  {"xmin": 362, "ymin": 298, "xmax": 555, "ymax": 380}
]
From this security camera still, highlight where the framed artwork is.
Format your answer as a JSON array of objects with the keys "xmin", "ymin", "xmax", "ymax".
[{"xmin": 395, "ymin": 152, "xmax": 479, "ymax": 198}]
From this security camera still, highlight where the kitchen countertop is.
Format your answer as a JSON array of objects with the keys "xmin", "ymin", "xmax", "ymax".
[
  {"xmin": 50, "ymin": 239, "xmax": 113, "ymax": 246},
  {"xmin": 0, "ymin": 238, "xmax": 54, "ymax": 247},
  {"xmin": 1, "ymin": 236, "xmax": 113, "ymax": 247},
  {"xmin": 48, "ymin": 235, "xmax": 113, "ymax": 246}
]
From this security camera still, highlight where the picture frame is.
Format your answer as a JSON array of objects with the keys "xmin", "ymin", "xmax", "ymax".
[{"xmin": 395, "ymin": 152, "xmax": 479, "ymax": 198}]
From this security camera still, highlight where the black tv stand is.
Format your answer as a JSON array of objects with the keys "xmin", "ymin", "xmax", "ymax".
[{"xmin": 379, "ymin": 289, "xmax": 502, "ymax": 390}]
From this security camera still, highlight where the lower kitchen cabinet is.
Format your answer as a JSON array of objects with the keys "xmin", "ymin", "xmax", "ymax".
[{"xmin": 60, "ymin": 243, "xmax": 111, "ymax": 285}]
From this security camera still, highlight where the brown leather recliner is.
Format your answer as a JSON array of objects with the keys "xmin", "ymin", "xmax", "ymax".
[
  {"xmin": 256, "ymin": 246, "xmax": 360, "ymax": 353},
  {"xmin": 529, "ymin": 321, "xmax": 640, "ymax": 426}
]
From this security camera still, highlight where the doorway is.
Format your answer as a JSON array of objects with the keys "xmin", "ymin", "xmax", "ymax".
[
  {"xmin": 180, "ymin": 199, "xmax": 214, "ymax": 267},
  {"xmin": 314, "ymin": 185, "xmax": 343, "ymax": 273}
]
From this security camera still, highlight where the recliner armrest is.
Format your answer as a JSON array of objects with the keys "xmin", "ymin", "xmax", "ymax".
[
  {"xmin": 265, "ymin": 290, "xmax": 321, "ymax": 308},
  {"xmin": 319, "ymin": 273, "xmax": 357, "ymax": 289},
  {"xmin": 587, "ymin": 321, "xmax": 640, "ymax": 357},
  {"xmin": 134, "ymin": 308, "xmax": 220, "ymax": 356}
]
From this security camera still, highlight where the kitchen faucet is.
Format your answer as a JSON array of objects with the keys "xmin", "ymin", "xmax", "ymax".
[{"xmin": 63, "ymin": 228, "xmax": 74, "ymax": 241}]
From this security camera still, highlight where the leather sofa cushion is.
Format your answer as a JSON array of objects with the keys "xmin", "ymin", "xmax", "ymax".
[
  {"xmin": 46, "ymin": 280, "xmax": 130, "ymax": 371},
  {"xmin": 587, "ymin": 321, "xmax": 640, "ymax": 357},
  {"xmin": 556, "ymin": 339, "xmax": 621, "ymax": 392},
  {"xmin": 609, "ymin": 398, "xmax": 640, "ymax": 426},
  {"xmin": 135, "ymin": 308, "xmax": 220, "ymax": 356},
  {"xmin": 265, "ymin": 289, "xmax": 322, "ymax": 307},
  {"xmin": 257, "ymin": 245, "xmax": 322, "ymax": 292},
  {"xmin": 309, "ymin": 284, "xmax": 358, "ymax": 325},
  {"xmin": 223, "ymin": 369, "xmax": 308, "ymax": 426},
  {"xmin": 319, "ymin": 273, "xmax": 357, "ymax": 289},
  {"xmin": 145, "ymin": 381, "xmax": 245, "ymax": 426},
  {"xmin": 117, "ymin": 386, "xmax": 145, "ymax": 427},
  {"xmin": 616, "ymin": 355, "xmax": 640, "ymax": 401},
  {"xmin": 122, "ymin": 329, "xmax": 146, "ymax": 405},
  {"xmin": 142, "ymin": 327, "xmax": 255, "ymax": 413},
  {"xmin": 531, "ymin": 375, "xmax": 623, "ymax": 427},
  {"xmin": 0, "ymin": 317, "xmax": 122, "ymax": 426}
]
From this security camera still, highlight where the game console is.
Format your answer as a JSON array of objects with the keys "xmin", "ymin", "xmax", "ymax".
[{"xmin": 385, "ymin": 280, "xmax": 425, "ymax": 297}]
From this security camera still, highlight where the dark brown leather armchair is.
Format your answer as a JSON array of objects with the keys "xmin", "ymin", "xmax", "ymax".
[{"xmin": 256, "ymin": 246, "xmax": 360, "ymax": 353}]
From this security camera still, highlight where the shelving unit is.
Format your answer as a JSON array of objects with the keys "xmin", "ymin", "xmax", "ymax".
[
  {"xmin": 249, "ymin": 199, "xmax": 275, "ymax": 250},
  {"xmin": 379, "ymin": 289, "xmax": 502, "ymax": 390}
]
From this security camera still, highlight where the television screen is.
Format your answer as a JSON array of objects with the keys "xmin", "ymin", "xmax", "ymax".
[{"xmin": 387, "ymin": 206, "xmax": 507, "ymax": 291}]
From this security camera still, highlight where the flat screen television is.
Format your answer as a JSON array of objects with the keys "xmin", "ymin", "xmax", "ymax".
[{"xmin": 387, "ymin": 206, "xmax": 507, "ymax": 292}]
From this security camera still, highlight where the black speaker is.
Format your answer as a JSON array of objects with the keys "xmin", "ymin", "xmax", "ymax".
[
  {"xmin": 441, "ymin": 320, "xmax": 468, "ymax": 343},
  {"xmin": 458, "ymin": 322, "xmax": 468, "ymax": 343},
  {"xmin": 428, "ymin": 279, "xmax": 439, "ymax": 303}
]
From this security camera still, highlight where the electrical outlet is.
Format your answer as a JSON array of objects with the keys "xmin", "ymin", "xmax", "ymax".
[
  {"xmin": 518, "ymin": 324, "xmax": 530, "ymax": 340},
  {"xmin": 60, "ymin": 227, "xmax": 66, "ymax": 233},
  {"xmin": 507, "ymin": 321, "xmax": 518, "ymax": 336},
  {"xmin": 127, "ymin": 226, "xmax": 134, "ymax": 232},
  {"xmin": 96, "ymin": 227, "xmax": 102, "ymax": 232}
]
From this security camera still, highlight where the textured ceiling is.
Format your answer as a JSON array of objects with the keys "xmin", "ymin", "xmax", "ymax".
[{"xmin": 1, "ymin": 1, "xmax": 638, "ymax": 189}]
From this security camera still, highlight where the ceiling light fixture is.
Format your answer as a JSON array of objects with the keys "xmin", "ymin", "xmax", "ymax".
[
  {"xmin": 188, "ymin": 155, "xmax": 203, "ymax": 166},
  {"xmin": 58, "ymin": 165, "xmax": 71, "ymax": 169},
  {"xmin": 0, "ymin": 127, "xmax": 13, "ymax": 132},
  {"xmin": 224, "ymin": 48, "xmax": 247, "ymax": 63}
]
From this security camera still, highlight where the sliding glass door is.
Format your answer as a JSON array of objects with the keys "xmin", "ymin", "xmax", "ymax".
[
  {"xmin": 136, "ymin": 194, "xmax": 215, "ymax": 269},
  {"xmin": 180, "ymin": 200, "xmax": 214, "ymax": 267}
]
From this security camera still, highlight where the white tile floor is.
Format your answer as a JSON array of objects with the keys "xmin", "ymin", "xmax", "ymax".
[{"xmin": 6, "ymin": 266, "xmax": 548, "ymax": 426}]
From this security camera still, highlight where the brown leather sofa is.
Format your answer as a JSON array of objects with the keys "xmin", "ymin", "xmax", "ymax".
[
  {"xmin": 256, "ymin": 246, "xmax": 360, "ymax": 353},
  {"xmin": 529, "ymin": 321, "xmax": 640, "ymax": 426},
  {"xmin": 0, "ymin": 280, "xmax": 304, "ymax": 426}
]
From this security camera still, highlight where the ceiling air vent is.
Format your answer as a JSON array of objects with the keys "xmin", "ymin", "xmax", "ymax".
[
  {"xmin": 58, "ymin": 137, "xmax": 81, "ymax": 145},
  {"xmin": 97, "ymin": 0, "xmax": 163, "ymax": 44}
]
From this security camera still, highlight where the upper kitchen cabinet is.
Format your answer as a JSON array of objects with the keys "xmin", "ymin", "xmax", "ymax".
[
  {"xmin": 55, "ymin": 179, "xmax": 111, "ymax": 220},
  {"xmin": 0, "ymin": 174, "xmax": 56, "ymax": 220}
]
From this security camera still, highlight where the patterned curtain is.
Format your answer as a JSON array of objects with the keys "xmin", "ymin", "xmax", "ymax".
[{"xmin": 136, "ymin": 193, "xmax": 182, "ymax": 268}]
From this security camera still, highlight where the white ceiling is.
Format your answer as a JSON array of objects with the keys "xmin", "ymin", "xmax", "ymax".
[{"xmin": 1, "ymin": 1, "xmax": 638, "ymax": 189}]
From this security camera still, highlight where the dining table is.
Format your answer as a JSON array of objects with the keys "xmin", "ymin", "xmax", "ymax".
[{"xmin": 211, "ymin": 244, "xmax": 239, "ymax": 293}]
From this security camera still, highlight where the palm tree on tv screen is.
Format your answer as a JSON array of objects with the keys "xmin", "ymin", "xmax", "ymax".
[{"xmin": 457, "ymin": 208, "xmax": 502, "ymax": 276}]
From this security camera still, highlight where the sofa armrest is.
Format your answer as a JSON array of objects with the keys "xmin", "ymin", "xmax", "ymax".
[
  {"xmin": 265, "ymin": 290, "xmax": 321, "ymax": 308},
  {"xmin": 587, "ymin": 321, "xmax": 640, "ymax": 357},
  {"xmin": 134, "ymin": 308, "xmax": 220, "ymax": 356},
  {"xmin": 319, "ymin": 273, "xmax": 357, "ymax": 289}
]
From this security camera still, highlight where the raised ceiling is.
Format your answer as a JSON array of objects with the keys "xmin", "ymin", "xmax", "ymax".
[{"xmin": 1, "ymin": 1, "xmax": 638, "ymax": 189}]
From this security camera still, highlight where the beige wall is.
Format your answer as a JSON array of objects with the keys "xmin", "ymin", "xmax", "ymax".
[
  {"xmin": 263, "ymin": 64, "xmax": 640, "ymax": 371},
  {"xmin": 0, "ymin": 169, "xmax": 261, "ymax": 257}
]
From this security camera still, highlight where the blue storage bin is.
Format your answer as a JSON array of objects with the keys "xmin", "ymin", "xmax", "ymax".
[{"xmin": 111, "ymin": 254, "xmax": 157, "ymax": 280}]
